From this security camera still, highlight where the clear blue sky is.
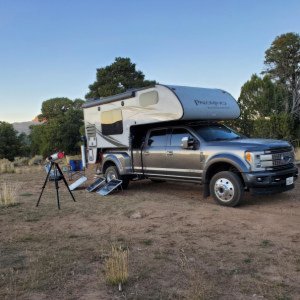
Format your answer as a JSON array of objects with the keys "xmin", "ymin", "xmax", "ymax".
[{"xmin": 0, "ymin": 0, "xmax": 299, "ymax": 122}]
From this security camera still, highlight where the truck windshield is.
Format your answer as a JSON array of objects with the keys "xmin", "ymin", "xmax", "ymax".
[{"xmin": 194, "ymin": 125, "xmax": 241, "ymax": 142}]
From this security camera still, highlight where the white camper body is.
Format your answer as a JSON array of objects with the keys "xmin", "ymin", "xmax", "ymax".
[{"xmin": 82, "ymin": 84, "xmax": 240, "ymax": 163}]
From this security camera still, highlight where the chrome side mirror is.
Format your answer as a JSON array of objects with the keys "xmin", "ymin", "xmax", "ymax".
[{"xmin": 181, "ymin": 137, "xmax": 189, "ymax": 149}]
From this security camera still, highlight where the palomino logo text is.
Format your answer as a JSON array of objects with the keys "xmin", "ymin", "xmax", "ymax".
[{"xmin": 194, "ymin": 100, "xmax": 227, "ymax": 106}]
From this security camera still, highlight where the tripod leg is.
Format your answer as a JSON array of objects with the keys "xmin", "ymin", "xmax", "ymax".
[
  {"xmin": 56, "ymin": 164, "xmax": 76, "ymax": 202},
  {"xmin": 55, "ymin": 174, "xmax": 61, "ymax": 210},
  {"xmin": 36, "ymin": 163, "xmax": 52, "ymax": 207}
]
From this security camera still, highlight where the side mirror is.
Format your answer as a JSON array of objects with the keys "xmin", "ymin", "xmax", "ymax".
[
  {"xmin": 181, "ymin": 137, "xmax": 190, "ymax": 149},
  {"xmin": 181, "ymin": 136, "xmax": 196, "ymax": 149}
]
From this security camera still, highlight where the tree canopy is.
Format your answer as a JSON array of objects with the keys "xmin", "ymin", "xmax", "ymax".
[
  {"xmin": 264, "ymin": 32, "xmax": 300, "ymax": 119},
  {"xmin": 30, "ymin": 98, "xmax": 84, "ymax": 156},
  {"xmin": 0, "ymin": 122, "xmax": 25, "ymax": 161},
  {"xmin": 228, "ymin": 32, "xmax": 300, "ymax": 141},
  {"xmin": 85, "ymin": 57, "xmax": 156, "ymax": 99}
]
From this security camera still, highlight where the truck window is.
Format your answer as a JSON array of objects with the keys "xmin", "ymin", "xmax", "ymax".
[
  {"xmin": 101, "ymin": 109, "xmax": 123, "ymax": 135},
  {"xmin": 194, "ymin": 125, "xmax": 241, "ymax": 141},
  {"xmin": 170, "ymin": 128, "xmax": 193, "ymax": 146},
  {"xmin": 148, "ymin": 129, "xmax": 167, "ymax": 147}
]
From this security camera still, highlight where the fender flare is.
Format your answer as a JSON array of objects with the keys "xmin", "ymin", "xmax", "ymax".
[
  {"xmin": 203, "ymin": 154, "xmax": 250, "ymax": 184},
  {"xmin": 102, "ymin": 153, "xmax": 131, "ymax": 175}
]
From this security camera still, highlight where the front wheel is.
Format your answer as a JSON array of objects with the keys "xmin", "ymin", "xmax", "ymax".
[
  {"xmin": 210, "ymin": 171, "xmax": 244, "ymax": 207},
  {"xmin": 104, "ymin": 166, "xmax": 129, "ymax": 189}
]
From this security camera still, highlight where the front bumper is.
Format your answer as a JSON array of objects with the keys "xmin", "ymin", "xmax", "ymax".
[{"xmin": 242, "ymin": 165, "xmax": 298, "ymax": 195}]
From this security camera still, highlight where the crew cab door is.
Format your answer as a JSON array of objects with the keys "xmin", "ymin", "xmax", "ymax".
[
  {"xmin": 143, "ymin": 129, "xmax": 168, "ymax": 176},
  {"xmin": 165, "ymin": 128, "xmax": 202, "ymax": 180}
]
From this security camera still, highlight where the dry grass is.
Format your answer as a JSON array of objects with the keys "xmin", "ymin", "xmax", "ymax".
[
  {"xmin": 28, "ymin": 155, "xmax": 43, "ymax": 166},
  {"xmin": 15, "ymin": 165, "xmax": 42, "ymax": 174},
  {"xmin": 105, "ymin": 245, "xmax": 129, "ymax": 290},
  {"xmin": 0, "ymin": 159, "xmax": 15, "ymax": 174},
  {"xmin": 0, "ymin": 181, "xmax": 19, "ymax": 207},
  {"xmin": 13, "ymin": 156, "xmax": 30, "ymax": 167}
]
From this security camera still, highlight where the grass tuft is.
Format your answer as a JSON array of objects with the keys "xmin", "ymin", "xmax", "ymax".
[
  {"xmin": 105, "ymin": 245, "xmax": 129, "ymax": 290},
  {"xmin": 260, "ymin": 239, "xmax": 273, "ymax": 248},
  {"xmin": 0, "ymin": 182, "xmax": 19, "ymax": 207},
  {"xmin": 141, "ymin": 239, "xmax": 153, "ymax": 246},
  {"xmin": 0, "ymin": 159, "xmax": 15, "ymax": 174}
]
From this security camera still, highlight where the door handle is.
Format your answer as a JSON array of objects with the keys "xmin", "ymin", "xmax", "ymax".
[{"xmin": 166, "ymin": 150, "xmax": 173, "ymax": 156}]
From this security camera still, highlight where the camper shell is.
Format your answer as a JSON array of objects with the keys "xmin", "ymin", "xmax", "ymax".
[{"xmin": 83, "ymin": 84, "xmax": 240, "ymax": 163}]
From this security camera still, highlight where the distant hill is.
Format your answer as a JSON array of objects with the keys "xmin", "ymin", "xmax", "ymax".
[{"xmin": 12, "ymin": 120, "xmax": 41, "ymax": 135}]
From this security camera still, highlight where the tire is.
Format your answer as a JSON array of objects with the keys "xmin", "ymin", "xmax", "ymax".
[
  {"xmin": 104, "ymin": 166, "xmax": 129, "ymax": 189},
  {"xmin": 210, "ymin": 171, "xmax": 244, "ymax": 207}
]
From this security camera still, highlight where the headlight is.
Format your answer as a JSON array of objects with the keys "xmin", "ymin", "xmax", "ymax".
[{"xmin": 245, "ymin": 151, "xmax": 265, "ymax": 171}]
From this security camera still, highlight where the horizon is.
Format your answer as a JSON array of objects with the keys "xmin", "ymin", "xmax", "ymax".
[{"xmin": 0, "ymin": 0, "xmax": 299, "ymax": 123}]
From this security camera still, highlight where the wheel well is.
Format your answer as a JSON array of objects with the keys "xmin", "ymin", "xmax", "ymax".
[
  {"xmin": 205, "ymin": 162, "xmax": 244, "ymax": 185},
  {"xmin": 102, "ymin": 161, "xmax": 116, "ymax": 174}
]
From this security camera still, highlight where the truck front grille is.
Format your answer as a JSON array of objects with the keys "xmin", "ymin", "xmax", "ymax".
[{"xmin": 261, "ymin": 147, "xmax": 294, "ymax": 170}]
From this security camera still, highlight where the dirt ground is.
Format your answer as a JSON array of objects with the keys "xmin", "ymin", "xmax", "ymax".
[{"xmin": 0, "ymin": 166, "xmax": 300, "ymax": 300}]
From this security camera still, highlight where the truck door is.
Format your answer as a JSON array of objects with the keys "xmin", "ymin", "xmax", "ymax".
[
  {"xmin": 165, "ymin": 128, "xmax": 202, "ymax": 180},
  {"xmin": 143, "ymin": 129, "xmax": 168, "ymax": 177}
]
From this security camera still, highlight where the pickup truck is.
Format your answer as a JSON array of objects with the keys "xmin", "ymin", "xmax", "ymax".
[{"xmin": 100, "ymin": 122, "xmax": 298, "ymax": 206}]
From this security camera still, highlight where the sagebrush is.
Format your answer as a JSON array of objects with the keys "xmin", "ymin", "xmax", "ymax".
[
  {"xmin": 0, "ymin": 159, "xmax": 15, "ymax": 174},
  {"xmin": 0, "ymin": 182, "xmax": 18, "ymax": 207}
]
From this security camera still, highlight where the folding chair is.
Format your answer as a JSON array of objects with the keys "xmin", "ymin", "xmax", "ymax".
[{"xmin": 68, "ymin": 159, "xmax": 85, "ymax": 181}]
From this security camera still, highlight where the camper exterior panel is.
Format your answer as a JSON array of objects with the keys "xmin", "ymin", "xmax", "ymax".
[
  {"xmin": 83, "ymin": 85, "xmax": 183, "ymax": 150},
  {"xmin": 165, "ymin": 85, "xmax": 240, "ymax": 120}
]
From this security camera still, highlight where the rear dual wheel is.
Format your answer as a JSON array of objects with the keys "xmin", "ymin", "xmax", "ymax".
[{"xmin": 104, "ymin": 166, "xmax": 129, "ymax": 189}]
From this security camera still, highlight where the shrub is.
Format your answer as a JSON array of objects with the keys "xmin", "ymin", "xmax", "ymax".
[
  {"xmin": 105, "ymin": 245, "xmax": 129, "ymax": 291},
  {"xmin": 28, "ymin": 155, "xmax": 43, "ymax": 166},
  {"xmin": 0, "ymin": 182, "xmax": 18, "ymax": 207},
  {"xmin": 13, "ymin": 156, "xmax": 30, "ymax": 167},
  {"xmin": 0, "ymin": 159, "xmax": 15, "ymax": 174}
]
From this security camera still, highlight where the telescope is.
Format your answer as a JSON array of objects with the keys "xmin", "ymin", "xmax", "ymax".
[
  {"xmin": 47, "ymin": 151, "xmax": 65, "ymax": 162},
  {"xmin": 37, "ymin": 151, "xmax": 75, "ymax": 209}
]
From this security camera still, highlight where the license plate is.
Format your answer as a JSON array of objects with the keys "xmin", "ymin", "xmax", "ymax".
[{"xmin": 286, "ymin": 177, "xmax": 294, "ymax": 185}]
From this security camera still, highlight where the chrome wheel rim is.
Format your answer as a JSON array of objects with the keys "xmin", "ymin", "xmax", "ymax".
[
  {"xmin": 214, "ymin": 178, "xmax": 234, "ymax": 202},
  {"xmin": 106, "ymin": 170, "xmax": 117, "ymax": 182}
]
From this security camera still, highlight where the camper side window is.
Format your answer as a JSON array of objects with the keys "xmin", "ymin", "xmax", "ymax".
[
  {"xmin": 101, "ymin": 109, "xmax": 123, "ymax": 135},
  {"xmin": 148, "ymin": 129, "xmax": 167, "ymax": 147}
]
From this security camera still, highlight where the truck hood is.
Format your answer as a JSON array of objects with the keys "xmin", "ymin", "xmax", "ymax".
[{"xmin": 207, "ymin": 138, "xmax": 291, "ymax": 151}]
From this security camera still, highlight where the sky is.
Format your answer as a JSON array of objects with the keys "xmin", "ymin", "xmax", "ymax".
[{"xmin": 0, "ymin": 0, "xmax": 299, "ymax": 123}]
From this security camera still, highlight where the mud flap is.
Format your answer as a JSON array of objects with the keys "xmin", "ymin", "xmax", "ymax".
[{"xmin": 203, "ymin": 183, "xmax": 210, "ymax": 198}]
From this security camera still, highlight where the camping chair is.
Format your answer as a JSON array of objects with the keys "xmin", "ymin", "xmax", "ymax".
[{"xmin": 68, "ymin": 159, "xmax": 85, "ymax": 181}]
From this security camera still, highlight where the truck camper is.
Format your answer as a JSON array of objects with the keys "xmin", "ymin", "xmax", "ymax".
[{"xmin": 83, "ymin": 84, "xmax": 298, "ymax": 206}]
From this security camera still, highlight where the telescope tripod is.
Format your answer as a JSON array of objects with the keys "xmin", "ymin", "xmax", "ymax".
[{"xmin": 36, "ymin": 161, "xmax": 76, "ymax": 209}]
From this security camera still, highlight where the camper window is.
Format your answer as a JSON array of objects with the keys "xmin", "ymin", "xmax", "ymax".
[
  {"xmin": 101, "ymin": 109, "xmax": 123, "ymax": 135},
  {"xmin": 139, "ymin": 91, "xmax": 159, "ymax": 107}
]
